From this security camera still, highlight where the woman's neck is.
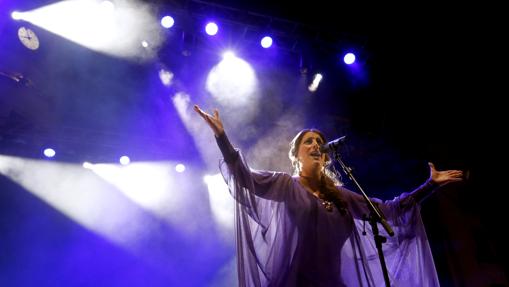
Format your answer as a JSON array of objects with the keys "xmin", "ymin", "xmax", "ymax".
[
  {"xmin": 299, "ymin": 170, "xmax": 321, "ymax": 191},
  {"xmin": 300, "ymin": 167, "xmax": 321, "ymax": 179}
]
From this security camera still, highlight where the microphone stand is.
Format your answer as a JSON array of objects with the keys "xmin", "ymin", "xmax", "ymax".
[{"xmin": 329, "ymin": 148, "xmax": 394, "ymax": 287}]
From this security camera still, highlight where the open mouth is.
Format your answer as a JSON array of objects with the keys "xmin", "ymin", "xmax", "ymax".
[{"xmin": 310, "ymin": 151, "xmax": 321, "ymax": 159}]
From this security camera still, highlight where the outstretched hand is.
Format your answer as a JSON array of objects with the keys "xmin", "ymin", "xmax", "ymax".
[
  {"xmin": 194, "ymin": 105, "xmax": 224, "ymax": 137},
  {"xmin": 428, "ymin": 162, "xmax": 464, "ymax": 186}
]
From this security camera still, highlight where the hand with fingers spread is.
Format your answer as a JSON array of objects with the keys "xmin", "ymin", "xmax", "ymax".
[
  {"xmin": 428, "ymin": 162, "xmax": 464, "ymax": 186},
  {"xmin": 194, "ymin": 105, "xmax": 224, "ymax": 137}
]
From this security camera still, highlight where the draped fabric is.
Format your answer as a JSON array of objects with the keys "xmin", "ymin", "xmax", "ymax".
[{"xmin": 219, "ymin": 147, "xmax": 439, "ymax": 287}]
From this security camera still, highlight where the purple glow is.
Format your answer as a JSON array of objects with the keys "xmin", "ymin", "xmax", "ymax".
[
  {"xmin": 260, "ymin": 36, "xmax": 273, "ymax": 48},
  {"xmin": 205, "ymin": 22, "xmax": 218, "ymax": 36},
  {"xmin": 343, "ymin": 52, "xmax": 356, "ymax": 64}
]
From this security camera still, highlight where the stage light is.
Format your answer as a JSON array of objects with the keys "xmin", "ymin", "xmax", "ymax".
[
  {"xmin": 14, "ymin": 0, "xmax": 161, "ymax": 59},
  {"xmin": 175, "ymin": 163, "xmax": 185, "ymax": 173},
  {"xmin": 206, "ymin": 52, "xmax": 257, "ymax": 108},
  {"xmin": 260, "ymin": 36, "xmax": 273, "ymax": 48},
  {"xmin": 308, "ymin": 73, "xmax": 323, "ymax": 92},
  {"xmin": 205, "ymin": 22, "xmax": 218, "ymax": 36},
  {"xmin": 222, "ymin": 50, "xmax": 235, "ymax": 60},
  {"xmin": 11, "ymin": 11, "xmax": 22, "ymax": 20},
  {"xmin": 119, "ymin": 156, "xmax": 130, "ymax": 165},
  {"xmin": 343, "ymin": 52, "xmax": 356, "ymax": 64},
  {"xmin": 82, "ymin": 161, "xmax": 94, "ymax": 169},
  {"xmin": 43, "ymin": 148, "xmax": 56, "ymax": 158},
  {"xmin": 160, "ymin": 15, "xmax": 174, "ymax": 28}
]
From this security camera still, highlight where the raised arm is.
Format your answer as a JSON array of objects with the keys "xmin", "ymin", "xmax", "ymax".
[
  {"xmin": 410, "ymin": 162, "xmax": 464, "ymax": 203},
  {"xmin": 193, "ymin": 105, "xmax": 224, "ymax": 137},
  {"xmin": 341, "ymin": 162, "xmax": 464, "ymax": 221},
  {"xmin": 193, "ymin": 104, "xmax": 289, "ymax": 203},
  {"xmin": 194, "ymin": 105, "xmax": 238, "ymax": 163}
]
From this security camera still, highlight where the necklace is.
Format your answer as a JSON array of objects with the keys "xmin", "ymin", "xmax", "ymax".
[
  {"xmin": 314, "ymin": 191, "xmax": 334, "ymax": 212},
  {"xmin": 322, "ymin": 200, "xmax": 334, "ymax": 212}
]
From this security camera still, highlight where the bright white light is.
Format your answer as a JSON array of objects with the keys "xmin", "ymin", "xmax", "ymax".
[
  {"xmin": 159, "ymin": 68, "xmax": 174, "ymax": 86},
  {"xmin": 43, "ymin": 148, "xmax": 56, "ymax": 158},
  {"xmin": 91, "ymin": 163, "xmax": 172, "ymax": 210},
  {"xmin": 206, "ymin": 54, "xmax": 258, "ymax": 107},
  {"xmin": 11, "ymin": 11, "xmax": 22, "ymax": 20},
  {"xmin": 204, "ymin": 173, "xmax": 233, "ymax": 230},
  {"xmin": 175, "ymin": 163, "xmax": 185, "ymax": 173},
  {"xmin": 82, "ymin": 161, "xmax": 94, "ymax": 169},
  {"xmin": 344, "ymin": 52, "xmax": 356, "ymax": 64},
  {"xmin": 0, "ymin": 155, "xmax": 152, "ymax": 252},
  {"xmin": 161, "ymin": 15, "xmax": 174, "ymax": 28},
  {"xmin": 88, "ymin": 161, "xmax": 204, "ymax": 235},
  {"xmin": 119, "ymin": 156, "xmax": 130, "ymax": 165},
  {"xmin": 308, "ymin": 73, "xmax": 323, "ymax": 92},
  {"xmin": 222, "ymin": 51, "xmax": 235, "ymax": 60},
  {"xmin": 260, "ymin": 36, "xmax": 273, "ymax": 48},
  {"xmin": 0, "ymin": 155, "xmax": 214, "ymax": 270},
  {"xmin": 172, "ymin": 92, "xmax": 191, "ymax": 120},
  {"xmin": 15, "ymin": 0, "xmax": 162, "ymax": 59},
  {"xmin": 99, "ymin": 1, "xmax": 115, "ymax": 13},
  {"xmin": 141, "ymin": 40, "xmax": 149, "ymax": 48},
  {"xmin": 205, "ymin": 22, "xmax": 218, "ymax": 36}
]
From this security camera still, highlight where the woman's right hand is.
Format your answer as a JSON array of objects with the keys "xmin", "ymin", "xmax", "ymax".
[{"xmin": 194, "ymin": 105, "xmax": 224, "ymax": 137}]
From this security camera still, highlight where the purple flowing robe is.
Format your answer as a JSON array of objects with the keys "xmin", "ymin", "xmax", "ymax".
[{"xmin": 217, "ymin": 134, "xmax": 439, "ymax": 287}]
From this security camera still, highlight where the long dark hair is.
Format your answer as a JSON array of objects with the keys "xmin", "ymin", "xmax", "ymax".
[{"xmin": 289, "ymin": 129, "xmax": 347, "ymax": 214}]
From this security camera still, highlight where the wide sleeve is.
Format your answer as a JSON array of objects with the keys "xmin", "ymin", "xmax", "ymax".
[
  {"xmin": 339, "ymin": 185, "xmax": 440, "ymax": 287},
  {"xmin": 215, "ymin": 132, "xmax": 290, "ymax": 222},
  {"xmin": 215, "ymin": 133, "xmax": 299, "ymax": 287},
  {"xmin": 339, "ymin": 180, "xmax": 438, "ymax": 230}
]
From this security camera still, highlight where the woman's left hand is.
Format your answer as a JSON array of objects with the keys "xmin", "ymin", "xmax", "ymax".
[{"xmin": 428, "ymin": 162, "xmax": 464, "ymax": 186}]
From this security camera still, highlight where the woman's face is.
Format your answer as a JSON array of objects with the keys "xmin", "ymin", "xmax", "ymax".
[{"xmin": 297, "ymin": 131, "xmax": 326, "ymax": 175}]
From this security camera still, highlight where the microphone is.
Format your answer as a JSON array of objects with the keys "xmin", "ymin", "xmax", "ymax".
[{"xmin": 320, "ymin": 136, "xmax": 346, "ymax": 153}]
